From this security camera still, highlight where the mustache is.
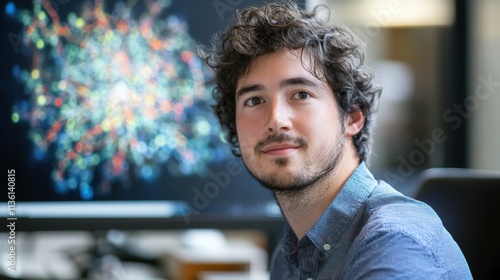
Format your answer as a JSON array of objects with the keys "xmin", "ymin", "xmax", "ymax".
[{"xmin": 254, "ymin": 133, "xmax": 308, "ymax": 154}]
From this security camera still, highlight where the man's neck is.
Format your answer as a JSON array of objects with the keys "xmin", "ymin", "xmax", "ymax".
[{"xmin": 275, "ymin": 157, "xmax": 360, "ymax": 241}]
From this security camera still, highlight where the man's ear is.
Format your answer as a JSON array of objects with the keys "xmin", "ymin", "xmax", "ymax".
[{"xmin": 345, "ymin": 110, "xmax": 364, "ymax": 137}]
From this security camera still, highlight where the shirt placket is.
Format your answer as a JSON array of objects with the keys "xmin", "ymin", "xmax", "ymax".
[{"xmin": 298, "ymin": 244, "xmax": 321, "ymax": 280}]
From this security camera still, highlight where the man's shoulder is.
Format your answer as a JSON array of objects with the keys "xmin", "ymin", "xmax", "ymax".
[
  {"xmin": 343, "ymin": 180, "xmax": 472, "ymax": 279},
  {"xmin": 362, "ymin": 180, "xmax": 444, "ymax": 242}
]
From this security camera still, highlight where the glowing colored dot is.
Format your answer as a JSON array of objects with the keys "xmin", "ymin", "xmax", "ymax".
[
  {"xmin": 55, "ymin": 181, "xmax": 67, "ymax": 194},
  {"xmin": 5, "ymin": 2, "xmax": 15, "ymax": 16},
  {"xmin": 91, "ymin": 154, "xmax": 100, "ymax": 165},
  {"xmin": 36, "ymin": 39, "xmax": 45, "ymax": 49},
  {"xmin": 37, "ymin": 95, "xmax": 47, "ymax": 106},
  {"xmin": 76, "ymin": 156, "xmax": 87, "ymax": 169},
  {"xmin": 160, "ymin": 100, "xmax": 172, "ymax": 113},
  {"xmin": 35, "ymin": 84, "xmax": 43, "ymax": 94},
  {"xmin": 12, "ymin": 65, "xmax": 20, "ymax": 78},
  {"xmin": 140, "ymin": 165, "xmax": 153, "ymax": 179},
  {"xmin": 67, "ymin": 119, "xmax": 75, "ymax": 130},
  {"xmin": 11, "ymin": 112, "xmax": 19, "ymax": 123},
  {"xmin": 68, "ymin": 13, "xmax": 76, "ymax": 24},
  {"xmin": 80, "ymin": 182, "xmax": 94, "ymax": 200},
  {"xmin": 75, "ymin": 142, "xmax": 83, "ymax": 153},
  {"xmin": 21, "ymin": 12, "xmax": 30, "ymax": 25},
  {"xmin": 151, "ymin": 39, "xmax": 162, "ymax": 50},
  {"xmin": 51, "ymin": 82, "xmax": 58, "ymax": 91},
  {"xmin": 101, "ymin": 121, "xmax": 110, "ymax": 132},
  {"xmin": 104, "ymin": 30, "xmax": 114, "ymax": 40},
  {"xmin": 136, "ymin": 141, "xmax": 147, "ymax": 154},
  {"xmin": 49, "ymin": 35, "xmax": 58, "ymax": 46},
  {"xmin": 155, "ymin": 135, "xmax": 166, "ymax": 147},
  {"xmin": 181, "ymin": 51, "xmax": 193, "ymax": 62},
  {"xmin": 54, "ymin": 97, "xmax": 62, "ymax": 107},
  {"xmin": 68, "ymin": 178, "xmax": 77, "ymax": 189},
  {"xmin": 195, "ymin": 119, "xmax": 210, "ymax": 136},
  {"xmin": 75, "ymin": 18, "xmax": 84, "ymax": 28},
  {"xmin": 31, "ymin": 69, "xmax": 40, "ymax": 79},
  {"xmin": 37, "ymin": 11, "xmax": 46, "ymax": 21},
  {"xmin": 58, "ymin": 80, "xmax": 67, "ymax": 91}
]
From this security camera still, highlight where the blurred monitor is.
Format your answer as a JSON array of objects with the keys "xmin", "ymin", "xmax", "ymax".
[{"xmin": 0, "ymin": 0, "xmax": 288, "ymax": 232}]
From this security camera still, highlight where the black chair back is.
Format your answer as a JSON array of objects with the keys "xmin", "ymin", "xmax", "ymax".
[{"xmin": 414, "ymin": 168, "xmax": 500, "ymax": 280}]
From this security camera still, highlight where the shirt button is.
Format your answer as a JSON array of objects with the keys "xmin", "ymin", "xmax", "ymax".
[{"xmin": 323, "ymin": 244, "xmax": 331, "ymax": 251}]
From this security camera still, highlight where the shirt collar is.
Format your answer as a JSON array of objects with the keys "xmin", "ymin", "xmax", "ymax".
[{"xmin": 281, "ymin": 162, "xmax": 378, "ymax": 256}]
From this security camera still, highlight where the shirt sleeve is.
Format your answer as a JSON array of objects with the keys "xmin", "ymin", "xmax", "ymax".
[
  {"xmin": 344, "ymin": 230, "xmax": 442, "ymax": 279},
  {"xmin": 342, "ymin": 227, "xmax": 472, "ymax": 280}
]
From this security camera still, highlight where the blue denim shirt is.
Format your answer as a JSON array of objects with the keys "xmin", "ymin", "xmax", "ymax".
[{"xmin": 270, "ymin": 163, "xmax": 472, "ymax": 280}]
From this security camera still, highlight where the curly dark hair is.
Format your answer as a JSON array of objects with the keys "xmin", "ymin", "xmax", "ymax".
[{"xmin": 202, "ymin": 1, "xmax": 382, "ymax": 163}]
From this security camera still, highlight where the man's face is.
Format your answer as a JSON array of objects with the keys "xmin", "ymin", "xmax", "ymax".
[{"xmin": 235, "ymin": 49, "xmax": 348, "ymax": 192}]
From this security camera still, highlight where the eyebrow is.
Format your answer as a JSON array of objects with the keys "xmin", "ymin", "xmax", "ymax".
[
  {"xmin": 280, "ymin": 77, "xmax": 319, "ymax": 88},
  {"xmin": 236, "ymin": 84, "xmax": 265, "ymax": 100},
  {"xmin": 236, "ymin": 77, "xmax": 319, "ymax": 100}
]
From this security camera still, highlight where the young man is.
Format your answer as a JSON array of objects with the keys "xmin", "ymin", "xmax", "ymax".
[{"xmin": 203, "ymin": 2, "xmax": 472, "ymax": 279}]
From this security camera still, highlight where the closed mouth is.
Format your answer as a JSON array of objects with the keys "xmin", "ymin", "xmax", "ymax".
[{"xmin": 262, "ymin": 143, "xmax": 301, "ymax": 153}]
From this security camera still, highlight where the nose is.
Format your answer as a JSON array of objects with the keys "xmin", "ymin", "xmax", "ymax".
[{"xmin": 266, "ymin": 98, "xmax": 292, "ymax": 133}]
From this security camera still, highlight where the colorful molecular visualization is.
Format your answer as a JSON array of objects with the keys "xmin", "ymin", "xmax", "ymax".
[{"xmin": 9, "ymin": 0, "xmax": 229, "ymax": 199}]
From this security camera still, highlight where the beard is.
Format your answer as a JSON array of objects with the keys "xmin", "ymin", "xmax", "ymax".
[{"xmin": 241, "ymin": 129, "xmax": 345, "ymax": 195}]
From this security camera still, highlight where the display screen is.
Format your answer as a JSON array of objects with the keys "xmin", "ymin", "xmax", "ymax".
[{"xmin": 0, "ymin": 0, "xmax": 283, "ymax": 227}]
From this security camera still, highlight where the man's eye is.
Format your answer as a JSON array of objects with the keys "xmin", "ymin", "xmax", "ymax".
[
  {"xmin": 292, "ymin": 91, "xmax": 311, "ymax": 100},
  {"xmin": 244, "ymin": 97, "xmax": 264, "ymax": 107}
]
